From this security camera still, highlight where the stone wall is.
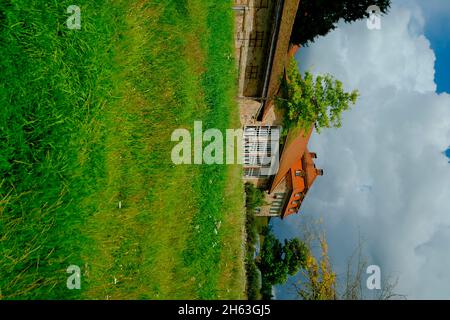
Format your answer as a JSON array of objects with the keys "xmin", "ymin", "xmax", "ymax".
[{"xmin": 234, "ymin": 0, "xmax": 277, "ymax": 98}]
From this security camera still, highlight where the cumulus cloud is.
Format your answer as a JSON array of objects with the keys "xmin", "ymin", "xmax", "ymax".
[{"xmin": 273, "ymin": 2, "xmax": 450, "ymax": 299}]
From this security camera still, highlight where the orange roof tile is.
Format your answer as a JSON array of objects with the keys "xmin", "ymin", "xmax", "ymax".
[
  {"xmin": 270, "ymin": 127, "xmax": 323, "ymax": 218},
  {"xmin": 270, "ymin": 126, "xmax": 313, "ymax": 193}
]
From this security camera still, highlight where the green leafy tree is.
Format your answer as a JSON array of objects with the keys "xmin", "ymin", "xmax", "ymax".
[
  {"xmin": 244, "ymin": 182, "xmax": 265, "ymax": 211},
  {"xmin": 257, "ymin": 227, "xmax": 309, "ymax": 299},
  {"xmin": 278, "ymin": 59, "xmax": 359, "ymax": 133},
  {"xmin": 244, "ymin": 183, "xmax": 266, "ymax": 300},
  {"xmin": 283, "ymin": 238, "xmax": 308, "ymax": 275},
  {"xmin": 291, "ymin": 0, "xmax": 391, "ymax": 46},
  {"xmin": 257, "ymin": 230, "xmax": 286, "ymax": 285}
]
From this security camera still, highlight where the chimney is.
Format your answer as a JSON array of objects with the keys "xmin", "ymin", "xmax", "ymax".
[
  {"xmin": 310, "ymin": 152, "xmax": 317, "ymax": 159},
  {"xmin": 316, "ymin": 169, "xmax": 324, "ymax": 176}
]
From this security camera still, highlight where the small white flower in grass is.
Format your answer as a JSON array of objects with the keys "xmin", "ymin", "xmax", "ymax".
[{"xmin": 118, "ymin": 201, "xmax": 122, "ymax": 209}]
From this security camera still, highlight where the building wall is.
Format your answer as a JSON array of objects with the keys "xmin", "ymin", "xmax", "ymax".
[
  {"xmin": 234, "ymin": 0, "xmax": 284, "ymax": 188},
  {"xmin": 243, "ymin": 0, "xmax": 277, "ymax": 97},
  {"xmin": 234, "ymin": 0, "xmax": 277, "ymax": 98},
  {"xmin": 255, "ymin": 174, "xmax": 292, "ymax": 217},
  {"xmin": 261, "ymin": 0, "xmax": 301, "ymax": 120},
  {"xmin": 234, "ymin": 0, "xmax": 314, "ymax": 218}
]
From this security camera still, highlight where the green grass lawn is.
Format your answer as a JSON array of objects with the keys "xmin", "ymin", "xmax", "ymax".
[{"xmin": 0, "ymin": 0, "xmax": 245, "ymax": 299}]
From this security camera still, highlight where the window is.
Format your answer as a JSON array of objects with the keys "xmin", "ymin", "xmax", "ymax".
[
  {"xmin": 271, "ymin": 200, "xmax": 283, "ymax": 208},
  {"xmin": 295, "ymin": 170, "xmax": 305, "ymax": 177},
  {"xmin": 245, "ymin": 65, "xmax": 259, "ymax": 79},
  {"xmin": 245, "ymin": 155, "xmax": 259, "ymax": 165},
  {"xmin": 244, "ymin": 167, "xmax": 261, "ymax": 177},
  {"xmin": 243, "ymin": 126, "xmax": 280, "ymax": 177},
  {"xmin": 244, "ymin": 143, "xmax": 272, "ymax": 153},
  {"xmin": 275, "ymin": 192, "xmax": 285, "ymax": 199},
  {"xmin": 249, "ymin": 31, "xmax": 264, "ymax": 47},
  {"xmin": 269, "ymin": 199, "xmax": 283, "ymax": 215}
]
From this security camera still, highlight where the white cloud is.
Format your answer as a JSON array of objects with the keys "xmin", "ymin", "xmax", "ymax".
[{"xmin": 274, "ymin": 2, "xmax": 450, "ymax": 299}]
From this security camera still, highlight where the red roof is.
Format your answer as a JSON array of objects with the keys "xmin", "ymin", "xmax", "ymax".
[{"xmin": 270, "ymin": 126, "xmax": 322, "ymax": 218}]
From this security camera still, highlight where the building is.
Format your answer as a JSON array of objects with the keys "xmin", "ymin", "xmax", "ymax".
[
  {"xmin": 267, "ymin": 127, "xmax": 324, "ymax": 218},
  {"xmin": 234, "ymin": 0, "xmax": 323, "ymax": 219}
]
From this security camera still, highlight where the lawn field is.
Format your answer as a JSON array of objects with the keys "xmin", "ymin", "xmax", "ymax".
[{"xmin": 0, "ymin": 0, "xmax": 245, "ymax": 299}]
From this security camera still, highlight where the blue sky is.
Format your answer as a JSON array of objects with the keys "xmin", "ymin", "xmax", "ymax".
[
  {"xmin": 417, "ymin": 0, "xmax": 450, "ymax": 93},
  {"xmin": 430, "ymin": 38, "xmax": 450, "ymax": 93},
  {"xmin": 419, "ymin": 0, "xmax": 450, "ymax": 162},
  {"xmin": 274, "ymin": 0, "xmax": 450, "ymax": 299},
  {"xmin": 424, "ymin": 0, "xmax": 450, "ymax": 164}
]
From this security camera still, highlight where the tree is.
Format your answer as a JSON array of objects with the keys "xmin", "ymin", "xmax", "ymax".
[
  {"xmin": 294, "ymin": 218, "xmax": 405, "ymax": 300},
  {"xmin": 291, "ymin": 0, "xmax": 391, "ymax": 46},
  {"xmin": 340, "ymin": 235, "xmax": 406, "ymax": 300},
  {"xmin": 295, "ymin": 234, "xmax": 337, "ymax": 300},
  {"xmin": 257, "ymin": 227, "xmax": 309, "ymax": 299},
  {"xmin": 244, "ymin": 182, "xmax": 265, "ymax": 300},
  {"xmin": 244, "ymin": 182, "xmax": 265, "ymax": 211},
  {"xmin": 284, "ymin": 238, "xmax": 308, "ymax": 276},
  {"xmin": 277, "ymin": 59, "xmax": 359, "ymax": 133}
]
